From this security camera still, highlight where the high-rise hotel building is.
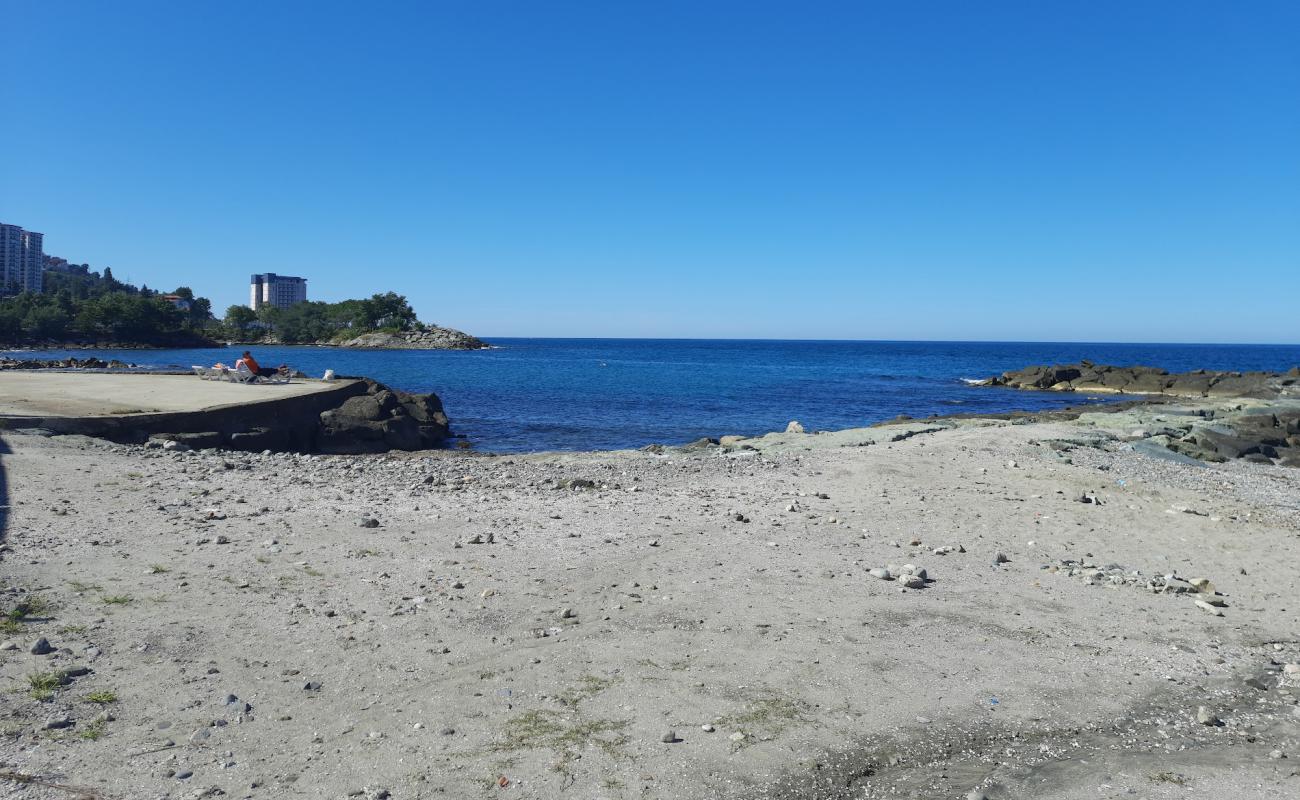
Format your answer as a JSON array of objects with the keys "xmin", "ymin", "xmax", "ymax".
[
  {"xmin": 250, "ymin": 273, "xmax": 307, "ymax": 310},
  {"xmin": 0, "ymin": 222, "xmax": 44, "ymax": 294}
]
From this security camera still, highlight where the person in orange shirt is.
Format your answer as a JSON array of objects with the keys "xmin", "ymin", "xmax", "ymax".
[{"xmin": 236, "ymin": 351, "xmax": 261, "ymax": 374}]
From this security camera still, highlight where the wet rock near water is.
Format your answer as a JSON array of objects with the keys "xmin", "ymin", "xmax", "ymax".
[
  {"xmin": 981, "ymin": 361, "xmax": 1300, "ymax": 399},
  {"xmin": 1, "ymin": 356, "xmax": 137, "ymax": 370}
]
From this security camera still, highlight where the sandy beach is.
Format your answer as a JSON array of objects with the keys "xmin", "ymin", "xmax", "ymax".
[{"xmin": 1, "ymin": 397, "xmax": 1298, "ymax": 800}]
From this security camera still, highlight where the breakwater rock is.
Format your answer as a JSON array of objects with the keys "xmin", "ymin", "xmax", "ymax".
[
  {"xmin": 980, "ymin": 362, "xmax": 1300, "ymax": 399},
  {"xmin": 1, "ymin": 356, "xmax": 137, "ymax": 370},
  {"xmin": 147, "ymin": 378, "xmax": 451, "ymax": 455},
  {"xmin": 338, "ymin": 326, "xmax": 488, "ymax": 350},
  {"xmin": 316, "ymin": 380, "xmax": 450, "ymax": 454}
]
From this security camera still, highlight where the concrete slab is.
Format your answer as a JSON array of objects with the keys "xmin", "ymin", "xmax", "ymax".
[{"xmin": 0, "ymin": 372, "xmax": 348, "ymax": 417}]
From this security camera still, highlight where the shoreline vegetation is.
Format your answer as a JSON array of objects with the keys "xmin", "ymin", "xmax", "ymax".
[{"xmin": 1, "ymin": 266, "xmax": 486, "ymax": 350}]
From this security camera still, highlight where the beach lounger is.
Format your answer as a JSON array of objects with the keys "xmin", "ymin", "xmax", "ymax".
[
  {"xmin": 230, "ymin": 363, "xmax": 259, "ymax": 384},
  {"xmin": 192, "ymin": 366, "xmax": 225, "ymax": 380}
]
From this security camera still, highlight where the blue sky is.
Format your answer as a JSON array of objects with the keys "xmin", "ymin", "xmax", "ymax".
[{"xmin": 2, "ymin": 0, "xmax": 1297, "ymax": 342}]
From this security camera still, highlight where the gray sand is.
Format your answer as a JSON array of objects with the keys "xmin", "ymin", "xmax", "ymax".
[{"xmin": 1, "ymin": 401, "xmax": 1297, "ymax": 799}]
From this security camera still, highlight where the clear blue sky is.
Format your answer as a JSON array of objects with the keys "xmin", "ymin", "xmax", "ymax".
[{"xmin": 2, "ymin": 0, "xmax": 1297, "ymax": 343}]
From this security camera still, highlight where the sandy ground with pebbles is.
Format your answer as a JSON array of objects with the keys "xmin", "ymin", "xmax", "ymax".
[{"xmin": 1, "ymin": 399, "xmax": 1298, "ymax": 800}]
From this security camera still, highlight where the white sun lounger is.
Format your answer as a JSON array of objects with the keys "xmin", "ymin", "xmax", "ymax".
[{"xmin": 192, "ymin": 365, "xmax": 226, "ymax": 380}]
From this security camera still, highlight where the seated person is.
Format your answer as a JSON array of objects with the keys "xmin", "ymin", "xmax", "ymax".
[{"xmin": 235, "ymin": 351, "xmax": 279, "ymax": 378}]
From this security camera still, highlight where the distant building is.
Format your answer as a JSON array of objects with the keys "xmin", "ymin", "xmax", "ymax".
[
  {"xmin": 44, "ymin": 255, "xmax": 91, "ymax": 276},
  {"xmin": 160, "ymin": 294, "xmax": 193, "ymax": 311},
  {"xmin": 249, "ymin": 273, "xmax": 307, "ymax": 310},
  {"xmin": 1, "ymin": 222, "xmax": 44, "ymax": 294}
]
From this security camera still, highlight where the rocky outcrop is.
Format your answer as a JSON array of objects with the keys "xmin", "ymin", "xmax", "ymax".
[
  {"xmin": 316, "ymin": 380, "xmax": 450, "ymax": 454},
  {"xmin": 20, "ymin": 376, "xmax": 455, "ymax": 455},
  {"xmin": 981, "ymin": 362, "xmax": 1300, "ymax": 399},
  {"xmin": 1129, "ymin": 407, "xmax": 1300, "ymax": 468},
  {"xmin": 1, "ymin": 357, "xmax": 137, "ymax": 370},
  {"xmin": 337, "ymin": 326, "xmax": 488, "ymax": 351}
]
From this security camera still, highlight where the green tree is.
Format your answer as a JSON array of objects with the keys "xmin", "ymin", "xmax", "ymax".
[
  {"xmin": 24, "ymin": 305, "xmax": 71, "ymax": 339},
  {"xmin": 224, "ymin": 305, "xmax": 258, "ymax": 336}
]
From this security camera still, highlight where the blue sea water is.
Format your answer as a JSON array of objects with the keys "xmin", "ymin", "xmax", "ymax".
[{"xmin": 7, "ymin": 339, "xmax": 1300, "ymax": 453}]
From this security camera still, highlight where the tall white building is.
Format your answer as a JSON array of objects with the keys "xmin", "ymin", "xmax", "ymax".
[
  {"xmin": 249, "ymin": 273, "xmax": 307, "ymax": 310},
  {"xmin": 0, "ymin": 222, "xmax": 44, "ymax": 294}
]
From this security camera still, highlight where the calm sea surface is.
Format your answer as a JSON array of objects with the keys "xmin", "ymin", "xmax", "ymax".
[{"xmin": 8, "ymin": 340, "xmax": 1300, "ymax": 452}]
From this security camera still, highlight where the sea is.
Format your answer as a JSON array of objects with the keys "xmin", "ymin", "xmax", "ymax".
[{"xmin": 6, "ymin": 340, "xmax": 1300, "ymax": 453}]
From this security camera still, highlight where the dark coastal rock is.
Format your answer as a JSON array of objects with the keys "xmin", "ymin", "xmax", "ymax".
[
  {"xmin": 985, "ymin": 362, "xmax": 1298, "ymax": 399},
  {"xmin": 983, "ymin": 362, "xmax": 1300, "ymax": 468},
  {"xmin": 316, "ymin": 380, "xmax": 449, "ymax": 454},
  {"xmin": 0, "ymin": 356, "xmax": 137, "ymax": 371}
]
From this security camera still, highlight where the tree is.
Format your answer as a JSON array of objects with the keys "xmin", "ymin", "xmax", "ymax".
[
  {"xmin": 24, "ymin": 305, "xmax": 71, "ymax": 339},
  {"xmin": 224, "ymin": 305, "xmax": 257, "ymax": 336}
]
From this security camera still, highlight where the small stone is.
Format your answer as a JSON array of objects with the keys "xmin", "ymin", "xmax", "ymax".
[
  {"xmin": 175, "ymin": 770, "xmax": 194, "ymax": 780},
  {"xmin": 1196, "ymin": 706, "xmax": 1218, "ymax": 725},
  {"xmin": 785, "ymin": 420, "xmax": 805, "ymax": 433},
  {"xmin": 560, "ymin": 608, "xmax": 576, "ymax": 619},
  {"xmin": 966, "ymin": 791, "xmax": 990, "ymax": 800},
  {"xmin": 0, "ymin": 640, "xmax": 17, "ymax": 651},
  {"xmin": 303, "ymin": 681, "xmax": 323, "ymax": 692},
  {"xmin": 899, "ymin": 576, "xmax": 926, "ymax": 589},
  {"xmin": 1194, "ymin": 599, "xmax": 1224, "ymax": 616},
  {"xmin": 359, "ymin": 518, "xmax": 380, "ymax": 529},
  {"xmin": 993, "ymin": 552, "xmax": 1010, "ymax": 565},
  {"xmin": 44, "ymin": 716, "xmax": 73, "ymax": 730},
  {"xmin": 729, "ymin": 731, "xmax": 745, "ymax": 742},
  {"xmin": 868, "ymin": 568, "xmax": 892, "ymax": 580},
  {"xmin": 661, "ymin": 730, "xmax": 677, "ymax": 743},
  {"xmin": 30, "ymin": 637, "xmax": 54, "ymax": 655},
  {"xmin": 701, "ymin": 724, "xmax": 715, "ymax": 732},
  {"xmin": 439, "ymin": 727, "xmax": 455, "ymax": 736},
  {"xmin": 188, "ymin": 729, "xmax": 211, "ymax": 745}
]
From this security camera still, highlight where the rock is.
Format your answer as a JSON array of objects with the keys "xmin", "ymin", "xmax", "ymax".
[
  {"xmin": 560, "ymin": 607, "xmax": 576, "ymax": 619},
  {"xmin": 899, "ymin": 575, "xmax": 926, "ymax": 589},
  {"xmin": 729, "ymin": 732, "xmax": 745, "ymax": 742},
  {"xmin": 701, "ymin": 724, "xmax": 715, "ymax": 732},
  {"xmin": 1194, "ymin": 599, "xmax": 1224, "ymax": 616},
  {"xmin": 1196, "ymin": 706, "xmax": 1219, "ymax": 726},
  {"xmin": 661, "ymin": 730, "xmax": 678, "ymax": 743},
  {"xmin": 966, "ymin": 791, "xmax": 990, "ymax": 800},
  {"xmin": 44, "ymin": 716, "xmax": 73, "ymax": 730},
  {"xmin": 0, "ymin": 640, "xmax": 17, "ymax": 651},
  {"xmin": 30, "ymin": 637, "xmax": 53, "ymax": 655},
  {"xmin": 338, "ymin": 328, "xmax": 487, "ymax": 351},
  {"xmin": 175, "ymin": 770, "xmax": 194, "ymax": 780},
  {"xmin": 439, "ymin": 727, "xmax": 455, "ymax": 736},
  {"xmin": 359, "ymin": 517, "xmax": 380, "ymax": 529},
  {"xmin": 785, "ymin": 420, "xmax": 805, "ymax": 434},
  {"xmin": 993, "ymin": 552, "xmax": 1010, "ymax": 565},
  {"xmin": 868, "ymin": 568, "xmax": 892, "ymax": 580}
]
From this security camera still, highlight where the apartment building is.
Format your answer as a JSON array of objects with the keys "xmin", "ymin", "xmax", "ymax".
[
  {"xmin": 0, "ymin": 222, "xmax": 44, "ymax": 294},
  {"xmin": 249, "ymin": 273, "xmax": 308, "ymax": 310}
]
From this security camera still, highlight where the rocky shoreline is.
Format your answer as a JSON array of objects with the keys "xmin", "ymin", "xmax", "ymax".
[
  {"xmin": 972, "ymin": 362, "xmax": 1300, "ymax": 469},
  {"xmin": 979, "ymin": 360, "xmax": 1300, "ymax": 398},
  {"xmin": 336, "ymin": 326, "xmax": 488, "ymax": 350},
  {"xmin": 0, "ymin": 356, "xmax": 138, "ymax": 371}
]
